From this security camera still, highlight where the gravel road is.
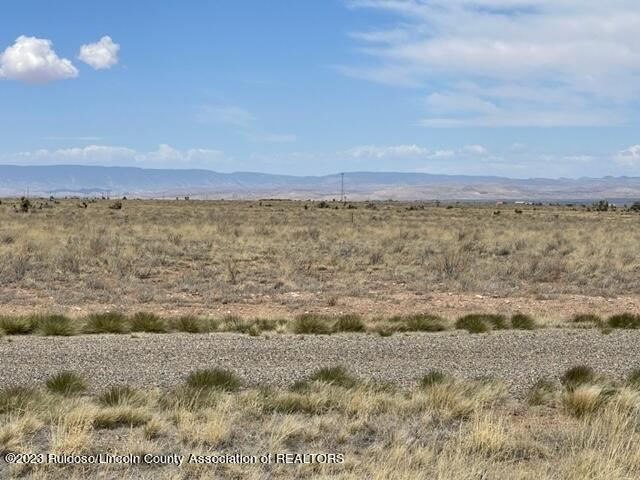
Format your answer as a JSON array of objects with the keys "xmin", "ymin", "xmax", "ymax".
[{"xmin": 2, "ymin": 329, "xmax": 639, "ymax": 396}]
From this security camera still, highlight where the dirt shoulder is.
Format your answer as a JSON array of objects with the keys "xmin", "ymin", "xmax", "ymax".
[{"xmin": 2, "ymin": 289, "xmax": 638, "ymax": 324}]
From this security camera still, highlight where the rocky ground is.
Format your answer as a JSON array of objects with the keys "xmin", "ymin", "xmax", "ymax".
[{"xmin": 2, "ymin": 329, "xmax": 638, "ymax": 396}]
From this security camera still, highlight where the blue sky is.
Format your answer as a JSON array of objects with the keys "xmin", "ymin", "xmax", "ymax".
[{"xmin": 1, "ymin": 0, "xmax": 639, "ymax": 178}]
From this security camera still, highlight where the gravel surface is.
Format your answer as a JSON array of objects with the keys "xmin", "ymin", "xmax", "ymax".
[{"xmin": 2, "ymin": 329, "xmax": 639, "ymax": 396}]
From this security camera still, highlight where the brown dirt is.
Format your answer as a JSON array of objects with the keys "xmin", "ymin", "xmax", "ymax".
[{"xmin": 2, "ymin": 287, "xmax": 638, "ymax": 322}]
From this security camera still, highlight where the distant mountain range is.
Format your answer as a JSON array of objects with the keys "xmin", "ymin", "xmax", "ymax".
[{"xmin": 1, "ymin": 164, "xmax": 640, "ymax": 201}]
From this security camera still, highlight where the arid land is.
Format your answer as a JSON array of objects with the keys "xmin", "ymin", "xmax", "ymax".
[{"xmin": 2, "ymin": 198, "xmax": 640, "ymax": 479}]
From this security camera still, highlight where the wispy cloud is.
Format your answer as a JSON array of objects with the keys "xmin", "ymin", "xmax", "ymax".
[
  {"xmin": 195, "ymin": 103, "xmax": 296, "ymax": 143},
  {"xmin": 343, "ymin": 0, "xmax": 640, "ymax": 127},
  {"xmin": 2, "ymin": 144, "xmax": 228, "ymax": 169},
  {"xmin": 44, "ymin": 136, "xmax": 103, "ymax": 141}
]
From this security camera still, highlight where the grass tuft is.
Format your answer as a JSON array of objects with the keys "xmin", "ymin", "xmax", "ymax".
[
  {"xmin": 420, "ymin": 370, "xmax": 450, "ymax": 388},
  {"xmin": 292, "ymin": 314, "xmax": 333, "ymax": 335},
  {"xmin": 511, "ymin": 313, "xmax": 537, "ymax": 330},
  {"xmin": 296, "ymin": 366, "xmax": 359, "ymax": 390},
  {"xmin": 0, "ymin": 387, "xmax": 38, "ymax": 414},
  {"xmin": 186, "ymin": 368, "xmax": 243, "ymax": 392},
  {"xmin": 130, "ymin": 312, "xmax": 167, "ymax": 333},
  {"xmin": 93, "ymin": 406, "xmax": 150, "ymax": 429},
  {"xmin": 84, "ymin": 312, "xmax": 128, "ymax": 334},
  {"xmin": 572, "ymin": 313, "xmax": 602, "ymax": 325},
  {"xmin": 626, "ymin": 369, "xmax": 640, "ymax": 389},
  {"xmin": 34, "ymin": 314, "xmax": 75, "ymax": 336},
  {"xmin": 527, "ymin": 378, "xmax": 556, "ymax": 406},
  {"xmin": 0, "ymin": 316, "xmax": 36, "ymax": 335},
  {"xmin": 561, "ymin": 365, "xmax": 596, "ymax": 391},
  {"xmin": 607, "ymin": 313, "xmax": 640, "ymax": 329},
  {"xmin": 46, "ymin": 371, "xmax": 87, "ymax": 396},
  {"xmin": 171, "ymin": 315, "xmax": 207, "ymax": 333},
  {"xmin": 333, "ymin": 314, "xmax": 366, "ymax": 333},
  {"xmin": 455, "ymin": 314, "xmax": 491, "ymax": 333},
  {"xmin": 99, "ymin": 385, "xmax": 139, "ymax": 406},
  {"xmin": 401, "ymin": 314, "xmax": 447, "ymax": 332}
]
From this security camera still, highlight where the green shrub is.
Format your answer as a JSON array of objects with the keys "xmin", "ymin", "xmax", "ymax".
[
  {"xmin": 297, "ymin": 366, "xmax": 358, "ymax": 390},
  {"xmin": 420, "ymin": 370, "xmax": 450, "ymax": 388},
  {"xmin": 511, "ymin": 313, "xmax": 537, "ymax": 330},
  {"xmin": 292, "ymin": 314, "xmax": 333, "ymax": 335},
  {"xmin": 0, "ymin": 316, "xmax": 36, "ymax": 335},
  {"xmin": 607, "ymin": 313, "xmax": 640, "ymax": 329},
  {"xmin": 561, "ymin": 365, "xmax": 596, "ymax": 391},
  {"xmin": 130, "ymin": 312, "xmax": 167, "ymax": 333},
  {"xmin": 455, "ymin": 314, "xmax": 491, "ymax": 333},
  {"xmin": 186, "ymin": 368, "xmax": 242, "ymax": 392},
  {"xmin": 35, "ymin": 314, "xmax": 75, "ymax": 336},
  {"xmin": 99, "ymin": 385, "xmax": 139, "ymax": 406},
  {"xmin": 333, "ymin": 314, "xmax": 366, "ymax": 333},
  {"xmin": 84, "ymin": 312, "xmax": 128, "ymax": 334},
  {"xmin": 46, "ymin": 371, "xmax": 87, "ymax": 396}
]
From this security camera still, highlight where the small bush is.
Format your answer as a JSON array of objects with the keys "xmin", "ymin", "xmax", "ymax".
[
  {"xmin": 172, "ymin": 315, "xmax": 206, "ymax": 333},
  {"xmin": 0, "ymin": 316, "xmax": 36, "ymax": 335},
  {"xmin": 186, "ymin": 368, "xmax": 242, "ymax": 392},
  {"xmin": 511, "ymin": 313, "xmax": 537, "ymax": 330},
  {"xmin": 130, "ymin": 312, "xmax": 167, "ymax": 333},
  {"xmin": 455, "ymin": 315, "xmax": 491, "ymax": 333},
  {"xmin": 99, "ymin": 385, "xmax": 139, "ymax": 406},
  {"xmin": 420, "ymin": 370, "xmax": 450, "ymax": 388},
  {"xmin": 292, "ymin": 314, "xmax": 333, "ymax": 335},
  {"xmin": 333, "ymin": 314, "xmax": 366, "ymax": 333},
  {"xmin": 109, "ymin": 200, "xmax": 122, "ymax": 210},
  {"xmin": 84, "ymin": 312, "xmax": 128, "ymax": 334},
  {"xmin": 607, "ymin": 313, "xmax": 640, "ymax": 329},
  {"xmin": 527, "ymin": 378, "xmax": 556, "ymax": 406},
  {"xmin": 572, "ymin": 313, "xmax": 602, "ymax": 324},
  {"xmin": 561, "ymin": 365, "xmax": 596, "ymax": 391},
  {"xmin": 299, "ymin": 366, "xmax": 358, "ymax": 389},
  {"xmin": 46, "ymin": 371, "xmax": 87, "ymax": 396},
  {"xmin": 35, "ymin": 314, "xmax": 75, "ymax": 336}
]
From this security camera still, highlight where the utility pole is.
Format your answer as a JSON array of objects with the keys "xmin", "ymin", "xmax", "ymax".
[{"xmin": 340, "ymin": 172, "xmax": 345, "ymax": 202}]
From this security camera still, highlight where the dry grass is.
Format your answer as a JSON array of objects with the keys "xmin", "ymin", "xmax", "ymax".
[
  {"xmin": 2, "ymin": 368, "xmax": 640, "ymax": 479},
  {"xmin": 0, "ymin": 199, "xmax": 639, "ymax": 318}
]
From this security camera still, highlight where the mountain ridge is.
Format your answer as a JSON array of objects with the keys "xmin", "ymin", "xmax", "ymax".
[{"xmin": 1, "ymin": 164, "xmax": 639, "ymax": 201}]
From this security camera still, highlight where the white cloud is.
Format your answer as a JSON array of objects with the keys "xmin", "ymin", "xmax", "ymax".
[
  {"xmin": 616, "ymin": 145, "xmax": 640, "ymax": 166},
  {"xmin": 344, "ymin": 1, "xmax": 640, "ymax": 127},
  {"xmin": 78, "ymin": 36, "xmax": 119, "ymax": 70},
  {"xmin": 0, "ymin": 36, "xmax": 78, "ymax": 84},
  {"xmin": 343, "ymin": 144, "xmax": 429, "ymax": 158},
  {"xmin": 3, "ymin": 144, "xmax": 226, "ymax": 168},
  {"xmin": 463, "ymin": 145, "xmax": 488, "ymax": 155}
]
